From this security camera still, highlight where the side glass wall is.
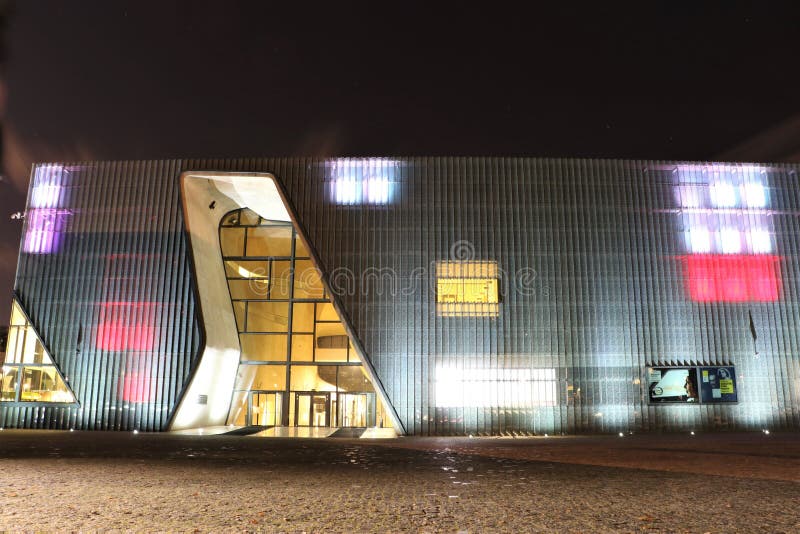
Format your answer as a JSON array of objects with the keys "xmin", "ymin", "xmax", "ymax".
[
  {"xmin": 219, "ymin": 208, "xmax": 390, "ymax": 428},
  {"xmin": 1, "ymin": 300, "xmax": 76, "ymax": 403}
]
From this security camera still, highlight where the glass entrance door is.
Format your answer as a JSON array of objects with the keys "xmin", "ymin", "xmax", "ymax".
[
  {"xmin": 248, "ymin": 392, "xmax": 282, "ymax": 426},
  {"xmin": 294, "ymin": 392, "xmax": 330, "ymax": 427},
  {"xmin": 338, "ymin": 392, "xmax": 369, "ymax": 427}
]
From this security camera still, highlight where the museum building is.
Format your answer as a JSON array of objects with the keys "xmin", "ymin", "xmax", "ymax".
[{"xmin": 1, "ymin": 157, "xmax": 798, "ymax": 436}]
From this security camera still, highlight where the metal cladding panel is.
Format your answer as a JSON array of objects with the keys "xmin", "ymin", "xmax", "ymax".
[
  {"xmin": 5, "ymin": 157, "xmax": 800, "ymax": 435},
  {"xmin": 3, "ymin": 160, "xmax": 201, "ymax": 430}
]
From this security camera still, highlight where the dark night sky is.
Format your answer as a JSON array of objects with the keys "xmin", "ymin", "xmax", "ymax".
[{"xmin": 1, "ymin": 1, "xmax": 799, "ymax": 317}]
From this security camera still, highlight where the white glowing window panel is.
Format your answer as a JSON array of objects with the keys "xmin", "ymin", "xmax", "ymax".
[
  {"xmin": 30, "ymin": 165, "xmax": 66, "ymax": 209},
  {"xmin": 365, "ymin": 177, "xmax": 390, "ymax": 204},
  {"xmin": 328, "ymin": 159, "xmax": 397, "ymax": 205},
  {"xmin": 749, "ymin": 229, "xmax": 772, "ymax": 254},
  {"xmin": 709, "ymin": 181, "xmax": 737, "ymax": 208},
  {"xmin": 435, "ymin": 366, "xmax": 557, "ymax": 408},
  {"xmin": 674, "ymin": 185, "xmax": 704, "ymax": 209},
  {"xmin": 334, "ymin": 178, "xmax": 360, "ymax": 205},
  {"xmin": 687, "ymin": 227, "xmax": 712, "ymax": 254},
  {"xmin": 741, "ymin": 182, "xmax": 767, "ymax": 208},
  {"xmin": 719, "ymin": 228, "xmax": 741, "ymax": 254}
]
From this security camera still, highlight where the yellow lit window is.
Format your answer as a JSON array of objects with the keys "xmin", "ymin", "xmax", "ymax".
[
  {"xmin": 1, "ymin": 300, "xmax": 76, "ymax": 403},
  {"xmin": 436, "ymin": 261, "xmax": 499, "ymax": 317}
]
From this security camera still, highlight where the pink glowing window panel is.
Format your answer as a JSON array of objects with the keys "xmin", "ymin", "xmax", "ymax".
[
  {"xmin": 684, "ymin": 255, "xmax": 780, "ymax": 302},
  {"xmin": 120, "ymin": 371, "xmax": 153, "ymax": 403},
  {"xmin": 96, "ymin": 302, "xmax": 158, "ymax": 351}
]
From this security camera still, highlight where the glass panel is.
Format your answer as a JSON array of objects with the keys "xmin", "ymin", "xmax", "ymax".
[
  {"xmin": 294, "ymin": 259, "xmax": 324, "ymax": 299},
  {"xmin": 240, "ymin": 334, "xmax": 287, "ymax": 361},
  {"xmin": 238, "ymin": 208, "xmax": 260, "ymax": 226},
  {"xmin": 292, "ymin": 303, "xmax": 314, "ymax": 332},
  {"xmin": 10, "ymin": 301, "xmax": 26, "ymax": 326},
  {"xmin": 311, "ymin": 394, "xmax": 327, "ymax": 426},
  {"xmin": 436, "ymin": 260, "xmax": 500, "ymax": 317},
  {"xmin": 246, "ymin": 226, "xmax": 293, "ymax": 257},
  {"xmin": 315, "ymin": 302, "xmax": 340, "ymax": 322},
  {"xmin": 296, "ymin": 394, "xmax": 310, "ymax": 426},
  {"xmin": 437, "ymin": 278, "xmax": 499, "ymax": 304},
  {"xmin": 247, "ymin": 302, "xmax": 289, "ymax": 332},
  {"xmin": 339, "ymin": 393, "xmax": 367, "ymax": 427},
  {"xmin": 21, "ymin": 331, "xmax": 48, "ymax": 364},
  {"xmin": 234, "ymin": 364, "xmax": 286, "ymax": 391},
  {"xmin": 224, "ymin": 260, "xmax": 269, "ymax": 279},
  {"xmin": 290, "ymin": 334, "xmax": 314, "ymax": 362},
  {"xmin": 251, "ymin": 392, "xmax": 281, "ymax": 426},
  {"xmin": 289, "ymin": 365, "xmax": 336, "ymax": 391},
  {"xmin": 228, "ymin": 279, "xmax": 269, "ymax": 300},
  {"xmin": 220, "ymin": 227, "xmax": 245, "ymax": 257},
  {"xmin": 315, "ymin": 322, "xmax": 348, "ymax": 362},
  {"xmin": 19, "ymin": 366, "xmax": 75, "ymax": 402},
  {"xmin": 338, "ymin": 365, "xmax": 375, "ymax": 392},
  {"xmin": 376, "ymin": 396, "xmax": 390, "ymax": 427},
  {"xmin": 228, "ymin": 391, "xmax": 248, "ymax": 425},
  {"xmin": 233, "ymin": 301, "xmax": 246, "ymax": 332},
  {"xmin": 295, "ymin": 236, "xmax": 309, "ymax": 257},
  {"xmin": 5, "ymin": 326, "xmax": 22, "ymax": 363},
  {"xmin": 270, "ymin": 261, "xmax": 292, "ymax": 299},
  {"xmin": 0, "ymin": 366, "xmax": 18, "ymax": 401}
]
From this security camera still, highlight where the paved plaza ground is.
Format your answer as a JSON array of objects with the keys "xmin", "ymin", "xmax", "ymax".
[{"xmin": 0, "ymin": 430, "xmax": 798, "ymax": 532}]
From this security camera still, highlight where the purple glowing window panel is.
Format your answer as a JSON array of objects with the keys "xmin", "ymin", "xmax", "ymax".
[
  {"xmin": 23, "ymin": 209, "xmax": 67, "ymax": 254},
  {"xmin": 328, "ymin": 159, "xmax": 398, "ymax": 205},
  {"xmin": 30, "ymin": 165, "xmax": 66, "ymax": 208}
]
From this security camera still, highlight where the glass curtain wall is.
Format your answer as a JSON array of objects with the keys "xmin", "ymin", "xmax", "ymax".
[{"xmin": 220, "ymin": 208, "xmax": 390, "ymax": 428}]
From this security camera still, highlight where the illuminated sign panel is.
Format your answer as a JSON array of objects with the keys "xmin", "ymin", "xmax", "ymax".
[{"xmin": 647, "ymin": 366, "xmax": 737, "ymax": 404}]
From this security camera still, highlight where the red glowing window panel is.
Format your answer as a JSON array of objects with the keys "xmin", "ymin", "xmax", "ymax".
[
  {"xmin": 96, "ymin": 302, "xmax": 159, "ymax": 351},
  {"xmin": 683, "ymin": 255, "xmax": 780, "ymax": 302}
]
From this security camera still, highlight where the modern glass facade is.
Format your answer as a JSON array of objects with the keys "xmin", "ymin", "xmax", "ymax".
[
  {"xmin": 219, "ymin": 208, "xmax": 390, "ymax": 429},
  {"xmin": 2, "ymin": 158, "xmax": 799, "ymax": 435}
]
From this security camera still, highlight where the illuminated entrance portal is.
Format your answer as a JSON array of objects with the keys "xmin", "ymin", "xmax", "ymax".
[{"xmin": 220, "ymin": 208, "xmax": 390, "ymax": 429}]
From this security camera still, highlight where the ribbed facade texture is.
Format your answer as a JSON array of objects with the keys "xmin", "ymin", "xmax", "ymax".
[
  {"xmin": 3, "ymin": 161, "xmax": 202, "ymax": 430},
  {"xmin": 3, "ymin": 158, "xmax": 799, "ymax": 434}
]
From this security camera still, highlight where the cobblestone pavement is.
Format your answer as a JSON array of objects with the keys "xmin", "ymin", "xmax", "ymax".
[{"xmin": 0, "ymin": 430, "xmax": 798, "ymax": 532}]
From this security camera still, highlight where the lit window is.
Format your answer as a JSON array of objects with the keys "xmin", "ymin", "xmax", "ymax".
[
  {"xmin": 749, "ymin": 228, "xmax": 772, "ymax": 254},
  {"xmin": 435, "ymin": 366, "xmax": 557, "ymax": 408},
  {"xmin": 719, "ymin": 228, "xmax": 741, "ymax": 254},
  {"xmin": 30, "ymin": 165, "xmax": 65, "ymax": 209},
  {"xmin": 23, "ymin": 209, "xmax": 68, "ymax": 254},
  {"xmin": 327, "ymin": 159, "xmax": 397, "ymax": 205},
  {"xmin": 741, "ymin": 182, "xmax": 767, "ymax": 208},
  {"xmin": 688, "ymin": 227, "xmax": 712, "ymax": 254},
  {"xmin": 436, "ymin": 261, "xmax": 499, "ymax": 317},
  {"xmin": 709, "ymin": 181, "xmax": 737, "ymax": 207},
  {"xmin": 1, "ymin": 300, "xmax": 76, "ymax": 403}
]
